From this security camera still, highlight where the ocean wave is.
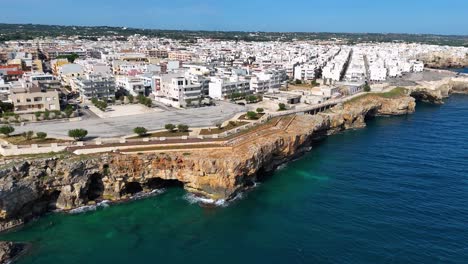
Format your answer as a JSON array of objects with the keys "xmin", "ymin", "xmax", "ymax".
[
  {"xmin": 184, "ymin": 191, "xmax": 245, "ymax": 207},
  {"xmin": 184, "ymin": 193, "xmax": 227, "ymax": 206},
  {"xmin": 69, "ymin": 200, "xmax": 111, "ymax": 214},
  {"xmin": 131, "ymin": 189, "xmax": 166, "ymax": 201}
]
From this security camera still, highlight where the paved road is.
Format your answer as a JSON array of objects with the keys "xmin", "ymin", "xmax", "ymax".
[{"xmin": 15, "ymin": 102, "xmax": 246, "ymax": 138}]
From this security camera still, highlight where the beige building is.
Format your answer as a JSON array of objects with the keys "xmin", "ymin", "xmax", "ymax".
[{"xmin": 10, "ymin": 86, "xmax": 60, "ymax": 114}]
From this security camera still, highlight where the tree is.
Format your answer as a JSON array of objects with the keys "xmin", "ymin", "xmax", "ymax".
[
  {"xmin": 165, "ymin": 124, "xmax": 176, "ymax": 132},
  {"xmin": 256, "ymin": 108, "xmax": 264, "ymax": 114},
  {"xmin": 311, "ymin": 79, "xmax": 319, "ymax": 87},
  {"xmin": 68, "ymin": 129, "xmax": 88, "ymax": 141},
  {"xmin": 44, "ymin": 110, "xmax": 50, "ymax": 120},
  {"xmin": 57, "ymin": 53, "xmax": 79, "ymax": 63},
  {"xmin": 127, "ymin": 95, "xmax": 134, "ymax": 104},
  {"xmin": 278, "ymin": 103, "xmax": 287, "ymax": 111},
  {"xmin": 177, "ymin": 124, "xmax": 189, "ymax": 133},
  {"xmin": 64, "ymin": 105, "xmax": 74, "ymax": 118},
  {"xmin": 23, "ymin": 131, "xmax": 34, "ymax": 140},
  {"xmin": 0, "ymin": 102, "xmax": 14, "ymax": 116},
  {"xmin": 246, "ymin": 111, "xmax": 258, "ymax": 120},
  {"xmin": 0, "ymin": 125, "xmax": 15, "ymax": 137},
  {"xmin": 363, "ymin": 83, "xmax": 371, "ymax": 92},
  {"xmin": 36, "ymin": 132, "xmax": 47, "ymax": 140},
  {"xmin": 246, "ymin": 95, "xmax": 258, "ymax": 103},
  {"xmin": 295, "ymin": 79, "xmax": 302, "ymax": 85},
  {"xmin": 133, "ymin": 127, "xmax": 148, "ymax": 137}
]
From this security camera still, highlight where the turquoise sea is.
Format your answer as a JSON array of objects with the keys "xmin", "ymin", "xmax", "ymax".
[{"xmin": 1, "ymin": 91, "xmax": 468, "ymax": 263}]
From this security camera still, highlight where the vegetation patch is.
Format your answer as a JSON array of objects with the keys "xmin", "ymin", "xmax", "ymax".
[
  {"xmin": 2, "ymin": 134, "xmax": 70, "ymax": 145},
  {"xmin": 344, "ymin": 87, "xmax": 408, "ymax": 105},
  {"xmin": 200, "ymin": 121, "xmax": 248, "ymax": 135}
]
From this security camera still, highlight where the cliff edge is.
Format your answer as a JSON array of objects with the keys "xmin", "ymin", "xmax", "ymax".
[{"xmin": 0, "ymin": 93, "xmax": 416, "ymax": 232}]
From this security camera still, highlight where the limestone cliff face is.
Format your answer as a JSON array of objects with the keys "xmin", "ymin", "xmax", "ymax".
[
  {"xmin": 417, "ymin": 53, "xmax": 468, "ymax": 69},
  {"xmin": 0, "ymin": 94, "xmax": 416, "ymax": 232},
  {"xmin": 409, "ymin": 77, "xmax": 468, "ymax": 104}
]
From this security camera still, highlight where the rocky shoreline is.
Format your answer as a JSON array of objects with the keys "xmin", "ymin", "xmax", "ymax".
[
  {"xmin": 0, "ymin": 84, "xmax": 466, "ymax": 262},
  {"xmin": 0, "ymin": 241, "xmax": 27, "ymax": 264}
]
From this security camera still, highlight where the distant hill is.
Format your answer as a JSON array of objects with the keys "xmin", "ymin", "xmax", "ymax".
[{"xmin": 0, "ymin": 23, "xmax": 467, "ymax": 46}]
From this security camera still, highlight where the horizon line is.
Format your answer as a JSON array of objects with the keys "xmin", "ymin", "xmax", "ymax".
[{"xmin": 1, "ymin": 22, "xmax": 468, "ymax": 38}]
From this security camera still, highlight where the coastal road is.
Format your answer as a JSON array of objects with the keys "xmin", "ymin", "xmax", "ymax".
[{"xmin": 15, "ymin": 101, "xmax": 246, "ymax": 138}]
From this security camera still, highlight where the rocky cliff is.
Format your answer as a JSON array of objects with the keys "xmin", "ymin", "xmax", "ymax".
[
  {"xmin": 408, "ymin": 76, "xmax": 468, "ymax": 104},
  {"xmin": 0, "ymin": 241, "xmax": 26, "ymax": 264},
  {"xmin": 0, "ymin": 93, "xmax": 416, "ymax": 232}
]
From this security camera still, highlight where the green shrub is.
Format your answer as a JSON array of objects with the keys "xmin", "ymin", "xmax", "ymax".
[
  {"xmin": 177, "ymin": 124, "xmax": 189, "ymax": 133},
  {"xmin": 68, "ymin": 129, "xmax": 88, "ymax": 141},
  {"xmin": 133, "ymin": 127, "xmax": 148, "ymax": 137},
  {"xmin": 36, "ymin": 132, "xmax": 47, "ymax": 139},
  {"xmin": 246, "ymin": 111, "xmax": 258, "ymax": 120},
  {"xmin": 0, "ymin": 125, "xmax": 15, "ymax": 137},
  {"xmin": 278, "ymin": 103, "xmax": 287, "ymax": 111},
  {"xmin": 23, "ymin": 131, "xmax": 34, "ymax": 140},
  {"xmin": 165, "ymin": 124, "xmax": 176, "ymax": 132}
]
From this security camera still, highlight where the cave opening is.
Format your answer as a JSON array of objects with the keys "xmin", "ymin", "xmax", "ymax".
[
  {"xmin": 45, "ymin": 190, "xmax": 61, "ymax": 211},
  {"xmin": 19, "ymin": 190, "xmax": 62, "ymax": 221},
  {"xmin": 364, "ymin": 109, "xmax": 378, "ymax": 122},
  {"xmin": 120, "ymin": 182, "xmax": 144, "ymax": 196},
  {"xmin": 145, "ymin": 178, "xmax": 184, "ymax": 189},
  {"xmin": 87, "ymin": 173, "xmax": 104, "ymax": 201}
]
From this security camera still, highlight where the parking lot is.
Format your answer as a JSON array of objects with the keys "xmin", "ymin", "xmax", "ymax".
[
  {"xmin": 15, "ymin": 101, "xmax": 246, "ymax": 138},
  {"xmin": 88, "ymin": 104, "xmax": 163, "ymax": 119}
]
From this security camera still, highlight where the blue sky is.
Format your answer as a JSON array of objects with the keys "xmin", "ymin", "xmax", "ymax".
[{"xmin": 2, "ymin": 0, "xmax": 467, "ymax": 35}]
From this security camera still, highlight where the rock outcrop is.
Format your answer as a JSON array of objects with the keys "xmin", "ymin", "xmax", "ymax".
[
  {"xmin": 407, "ymin": 76, "xmax": 468, "ymax": 104},
  {"xmin": 0, "ymin": 93, "xmax": 416, "ymax": 232},
  {"xmin": 0, "ymin": 241, "xmax": 26, "ymax": 264}
]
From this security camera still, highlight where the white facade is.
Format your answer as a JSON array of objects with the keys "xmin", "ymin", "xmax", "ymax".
[{"xmin": 208, "ymin": 76, "xmax": 251, "ymax": 100}]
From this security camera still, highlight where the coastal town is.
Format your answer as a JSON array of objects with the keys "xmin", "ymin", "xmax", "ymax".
[
  {"xmin": 2, "ymin": 0, "xmax": 468, "ymax": 261},
  {"xmin": 0, "ymin": 34, "xmax": 467, "ymax": 156},
  {"xmin": 1, "ymin": 26, "xmax": 468, "ymax": 262}
]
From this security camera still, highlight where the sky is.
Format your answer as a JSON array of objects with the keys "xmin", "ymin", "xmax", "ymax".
[{"xmin": 1, "ymin": 0, "xmax": 468, "ymax": 35}]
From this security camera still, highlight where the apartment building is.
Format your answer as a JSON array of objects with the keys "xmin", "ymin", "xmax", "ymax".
[
  {"xmin": 116, "ymin": 76, "xmax": 145, "ymax": 96},
  {"xmin": 71, "ymin": 74, "xmax": 116, "ymax": 100},
  {"xmin": 208, "ymin": 76, "xmax": 252, "ymax": 100},
  {"xmin": 153, "ymin": 72, "xmax": 204, "ymax": 108},
  {"xmin": 10, "ymin": 86, "xmax": 60, "ymax": 114},
  {"xmin": 294, "ymin": 64, "xmax": 316, "ymax": 81}
]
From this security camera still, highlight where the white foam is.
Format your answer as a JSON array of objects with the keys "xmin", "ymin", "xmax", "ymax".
[
  {"xmin": 69, "ymin": 200, "xmax": 110, "ymax": 214},
  {"xmin": 131, "ymin": 189, "xmax": 165, "ymax": 201},
  {"xmin": 184, "ymin": 193, "xmax": 227, "ymax": 206},
  {"xmin": 184, "ymin": 191, "xmax": 245, "ymax": 207}
]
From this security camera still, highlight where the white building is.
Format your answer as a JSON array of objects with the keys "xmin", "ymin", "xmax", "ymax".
[
  {"xmin": 208, "ymin": 76, "xmax": 251, "ymax": 100},
  {"xmin": 116, "ymin": 76, "xmax": 145, "ymax": 96},
  {"xmin": 294, "ymin": 64, "xmax": 316, "ymax": 81},
  {"xmin": 152, "ymin": 72, "xmax": 204, "ymax": 108}
]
